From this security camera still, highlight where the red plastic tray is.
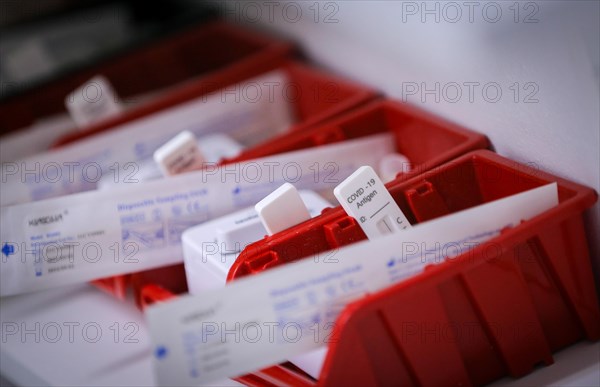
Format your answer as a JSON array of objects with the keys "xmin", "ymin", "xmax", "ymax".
[
  {"xmin": 136, "ymin": 99, "xmax": 491, "ymax": 385},
  {"xmin": 225, "ymin": 99, "xmax": 490, "ymax": 181},
  {"xmin": 229, "ymin": 149, "xmax": 599, "ymax": 386},
  {"xmin": 0, "ymin": 20, "xmax": 293, "ymax": 136},
  {"xmin": 132, "ymin": 98, "xmax": 488, "ymax": 305},
  {"xmin": 91, "ymin": 62, "xmax": 380, "ymax": 303}
]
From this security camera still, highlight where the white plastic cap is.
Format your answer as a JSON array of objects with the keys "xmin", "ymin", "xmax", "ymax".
[
  {"xmin": 153, "ymin": 131, "xmax": 205, "ymax": 176},
  {"xmin": 255, "ymin": 183, "xmax": 311, "ymax": 236}
]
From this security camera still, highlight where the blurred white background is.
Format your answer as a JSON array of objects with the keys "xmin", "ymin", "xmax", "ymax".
[{"xmin": 212, "ymin": 0, "xmax": 600, "ymax": 284}]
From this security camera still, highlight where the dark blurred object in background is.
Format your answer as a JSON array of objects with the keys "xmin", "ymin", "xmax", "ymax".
[{"xmin": 0, "ymin": 0, "xmax": 219, "ymax": 100}]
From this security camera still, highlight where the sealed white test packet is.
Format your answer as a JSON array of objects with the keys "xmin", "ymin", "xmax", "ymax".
[
  {"xmin": 0, "ymin": 115, "xmax": 75, "ymax": 164},
  {"xmin": 145, "ymin": 183, "xmax": 558, "ymax": 385},
  {"xmin": 0, "ymin": 133, "xmax": 395, "ymax": 296},
  {"xmin": 1, "ymin": 70, "xmax": 294, "ymax": 206}
]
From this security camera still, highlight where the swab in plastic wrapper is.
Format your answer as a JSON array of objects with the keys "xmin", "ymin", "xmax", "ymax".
[
  {"xmin": 97, "ymin": 133, "xmax": 243, "ymax": 189},
  {"xmin": 0, "ymin": 133, "xmax": 395, "ymax": 296},
  {"xmin": 1, "ymin": 70, "xmax": 294, "ymax": 206},
  {"xmin": 0, "ymin": 78, "xmax": 188, "ymax": 165},
  {"xmin": 145, "ymin": 183, "xmax": 558, "ymax": 385}
]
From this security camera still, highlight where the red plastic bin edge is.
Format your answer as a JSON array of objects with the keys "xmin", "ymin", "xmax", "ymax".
[
  {"xmin": 320, "ymin": 150, "xmax": 599, "ymax": 385},
  {"xmin": 226, "ymin": 149, "xmax": 599, "ymax": 386}
]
